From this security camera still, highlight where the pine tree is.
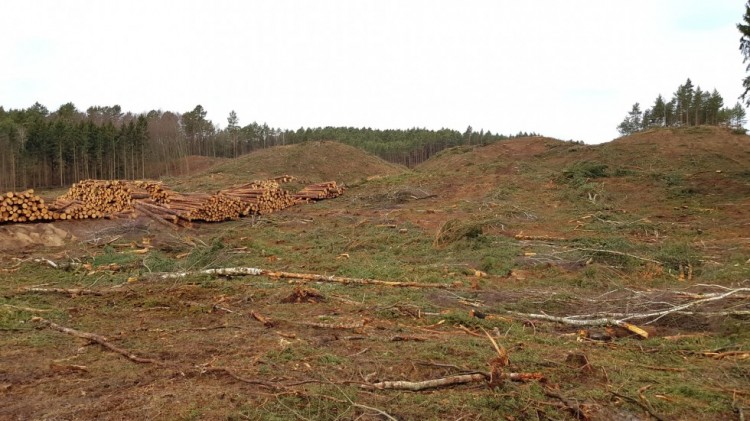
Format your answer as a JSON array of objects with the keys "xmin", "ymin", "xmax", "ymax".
[
  {"xmin": 691, "ymin": 87, "xmax": 705, "ymax": 126},
  {"xmin": 665, "ymin": 99, "xmax": 676, "ymax": 126},
  {"xmin": 673, "ymin": 79, "xmax": 694, "ymax": 125},
  {"xmin": 617, "ymin": 103, "xmax": 643, "ymax": 136},
  {"xmin": 739, "ymin": 1, "xmax": 750, "ymax": 106},
  {"xmin": 706, "ymin": 89, "xmax": 724, "ymax": 125},
  {"xmin": 730, "ymin": 102, "xmax": 747, "ymax": 127},
  {"xmin": 463, "ymin": 125, "xmax": 473, "ymax": 145},
  {"xmin": 650, "ymin": 94, "xmax": 667, "ymax": 127},
  {"xmin": 227, "ymin": 110, "xmax": 239, "ymax": 157}
]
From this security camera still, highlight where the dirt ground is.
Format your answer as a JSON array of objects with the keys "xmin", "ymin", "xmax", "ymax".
[{"xmin": 0, "ymin": 224, "xmax": 72, "ymax": 250}]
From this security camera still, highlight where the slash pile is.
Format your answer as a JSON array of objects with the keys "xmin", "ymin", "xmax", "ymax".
[{"xmin": 0, "ymin": 176, "xmax": 344, "ymax": 226}]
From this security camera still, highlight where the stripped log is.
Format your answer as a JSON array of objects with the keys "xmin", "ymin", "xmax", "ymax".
[
  {"xmin": 157, "ymin": 266, "xmax": 452, "ymax": 289},
  {"xmin": 362, "ymin": 372, "xmax": 544, "ymax": 391}
]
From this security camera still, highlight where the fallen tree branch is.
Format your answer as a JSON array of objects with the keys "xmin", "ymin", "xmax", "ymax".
[
  {"xmin": 352, "ymin": 404, "xmax": 398, "ymax": 421},
  {"xmin": 298, "ymin": 319, "xmax": 368, "ymax": 330},
  {"xmin": 515, "ymin": 233, "xmax": 567, "ymax": 242},
  {"xmin": 456, "ymin": 324, "xmax": 484, "ymax": 337},
  {"xmin": 506, "ymin": 311, "xmax": 650, "ymax": 338},
  {"xmin": 556, "ymin": 248, "xmax": 662, "ymax": 265},
  {"xmin": 390, "ymin": 335, "xmax": 427, "ymax": 342},
  {"xmin": 631, "ymin": 288, "xmax": 750, "ymax": 324},
  {"xmin": 32, "ymin": 317, "xmax": 162, "ymax": 365},
  {"xmin": 32, "ymin": 258, "xmax": 59, "ymax": 268},
  {"xmin": 317, "ymin": 375, "xmax": 401, "ymax": 421},
  {"xmin": 364, "ymin": 373, "xmax": 485, "ymax": 391},
  {"xmin": 157, "ymin": 266, "xmax": 451, "ymax": 289},
  {"xmin": 703, "ymin": 350, "xmax": 750, "ymax": 360},
  {"xmin": 21, "ymin": 287, "xmax": 106, "ymax": 297},
  {"xmin": 1, "ymin": 304, "xmax": 51, "ymax": 313},
  {"xmin": 362, "ymin": 372, "xmax": 544, "ymax": 391},
  {"xmin": 544, "ymin": 388, "xmax": 591, "ymax": 420},
  {"xmin": 199, "ymin": 367, "xmax": 279, "ymax": 390},
  {"xmin": 506, "ymin": 287, "xmax": 750, "ymax": 335},
  {"xmin": 609, "ymin": 390, "xmax": 667, "ymax": 421},
  {"xmin": 250, "ymin": 310, "xmax": 276, "ymax": 327}
]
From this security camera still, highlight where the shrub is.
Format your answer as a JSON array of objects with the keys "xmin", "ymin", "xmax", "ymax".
[{"xmin": 561, "ymin": 161, "xmax": 609, "ymax": 185}]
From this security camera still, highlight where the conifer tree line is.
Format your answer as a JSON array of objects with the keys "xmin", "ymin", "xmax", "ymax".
[
  {"xmin": 0, "ymin": 102, "xmax": 536, "ymax": 190},
  {"xmin": 617, "ymin": 78, "xmax": 747, "ymax": 136}
]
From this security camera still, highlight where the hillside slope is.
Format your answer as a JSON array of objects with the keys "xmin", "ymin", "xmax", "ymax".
[
  {"xmin": 165, "ymin": 140, "xmax": 407, "ymax": 192},
  {"xmin": 337, "ymin": 127, "xmax": 750, "ymax": 260},
  {"xmin": 2, "ymin": 127, "xmax": 749, "ymax": 420}
]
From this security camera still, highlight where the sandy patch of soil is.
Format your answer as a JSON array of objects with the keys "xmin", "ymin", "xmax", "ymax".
[{"xmin": 0, "ymin": 223, "xmax": 73, "ymax": 250}]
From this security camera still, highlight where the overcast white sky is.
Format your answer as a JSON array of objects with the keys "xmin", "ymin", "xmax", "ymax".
[{"xmin": 1, "ymin": 0, "xmax": 747, "ymax": 144}]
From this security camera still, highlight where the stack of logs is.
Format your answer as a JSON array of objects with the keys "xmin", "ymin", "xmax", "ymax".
[
  {"xmin": 51, "ymin": 180, "xmax": 133, "ymax": 220},
  {"xmin": 0, "ymin": 176, "xmax": 344, "ymax": 225},
  {"xmin": 293, "ymin": 182, "xmax": 345, "ymax": 202},
  {"xmin": 131, "ymin": 180, "xmax": 173, "ymax": 204},
  {"xmin": 0, "ymin": 190, "xmax": 55, "ymax": 223},
  {"xmin": 222, "ymin": 180, "xmax": 296, "ymax": 215}
]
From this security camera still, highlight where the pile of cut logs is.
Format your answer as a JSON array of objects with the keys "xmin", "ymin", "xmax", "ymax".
[
  {"xmin": 0, "ymin": 190, "xmax": 55, "ymax": 223},
  {"xmin": 293, "ymin": 182, "xmax": 345, "ymax": 202},
  {"xmin": 0, "ymin": 176, "xmax": 344, "ymax": 226},
  {"xmin": 130, "ymin": 180, "xmax": 173, "ymax": 204},
  {"xmin": 222, "ymin": 180, "xmax": 296, "ymax": 215},
  {"xmin": 50, "ymin": 179, "xmax": 133, "ymax": 220}
]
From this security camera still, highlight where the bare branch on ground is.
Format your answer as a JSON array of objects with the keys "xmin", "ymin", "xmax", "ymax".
[
  {"xmin": 362, "ymin": 372, "xmax": 544, "ymax": 391},
  {"xmin": 32, "ymin": 317, "xmax": 162, "ymax": 365},
  {"xmin": 157, "ymin": 266, "xmax": 451, "ymax": 288}
]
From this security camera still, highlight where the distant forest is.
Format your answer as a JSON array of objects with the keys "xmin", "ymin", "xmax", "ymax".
[
  {"xmin": 0, "ymin": 103, "xmax": 537, "ymax": 190},
  {"xmin": 617, "ymin": 78, "xmax": 747, "ymax": 135}
]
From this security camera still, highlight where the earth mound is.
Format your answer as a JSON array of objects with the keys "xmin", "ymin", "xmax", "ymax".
[{"xmin": 167, "ymin": 141, "xmax": 407, "ymax": 191}]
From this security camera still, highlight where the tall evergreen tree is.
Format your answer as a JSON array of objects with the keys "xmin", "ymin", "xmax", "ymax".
[
  {"xmin": 650, "ymin": 95, "xmax": 667, "ymax": 127},
  {"xmin": 674, "ymin": 79, "xmax": 694, "ymax": 125},
  {"xmin": 730, "ymin": 102, "xmax": 748, "ymax": 127},
  {"xmin": 738, "ymin": 1, "xmax": 750, "ymax": 106},
  {"xmin": 227, "ymin": 110, "xmax": 239, "ymax": 157},
  {"xmin": 664, "ymin": 99, "xmax": 676, "ymax": 126},
  {"xmin": 691, "ymin": 86, "xmax": 705, "ymax": 125},
  {"xmin": 617, "ymin": 103, "xmax": 643, "ymax": 136},
  {"xmin": 706, "ymin": 89, "xmax": 724, "ymax": 125}
]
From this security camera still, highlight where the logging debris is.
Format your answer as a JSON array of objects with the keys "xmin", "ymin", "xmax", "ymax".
[
  {"xmin": 249, "ymin": 310, "xmax": 276, "ymax": 327},
  {"xmin": 157, "ymin": 266, "xmax": 452, "ymax": 289},
  {"xmin": 282, "ymin": 286, "xmax": 326, "ymax": 303},
  {"xmin": 0, "ymin": 177, "xmax": 344, "ymax": 225},
  {"xmin": 361, "ymin": 372, "xmax": 545, "ymax": 391},
  {"xmin": 32, "ymin": 317, "xmax": 162, "ymax": 365}
]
